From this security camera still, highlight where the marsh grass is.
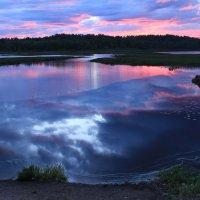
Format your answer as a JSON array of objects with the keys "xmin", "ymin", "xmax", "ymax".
[
  {"xmin": 91, "ymin": 52, "xmax": 200, "ymax": 67},
  {"xmin": 17, "ymin": 164, "xmax": 67, "ymax": 182},
  {"xmin": 0, "ymin": 56, "xmax": 74, "ymax": 66},
  {"xmin": 159, "ymin": 166, "xmax": 200, "ymax": 195}
]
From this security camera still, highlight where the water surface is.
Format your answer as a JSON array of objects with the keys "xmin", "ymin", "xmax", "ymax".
[
  {"xmin": 0, "ymin": 54, "xmax": 70, "ymax": 59},
  {"xmin": 159, "ymin": 51, "xmax": 200, "ymax": 54},
  {"xmin": 0, "ymin": 54, "xmax": 200, "ymax": 183}
]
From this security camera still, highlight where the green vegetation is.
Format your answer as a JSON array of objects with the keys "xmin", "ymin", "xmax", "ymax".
[
  {"xmin": 159, "ymin": 166, "xmax": 200, "ymax": 195},
  {"xmin": 91, "ymin": 52, "xmax": 200, "ymax": 67},
  {"xmin": 0, "ymin": 34, "xmax": 200, "ymax": 52},
  {"xmin": 17, "ymin": 165, "xmax": 67, "ymax": 182},
  {"xmin": 0, "ymin": 56, "xmax": 74, "ymax": 66},
  {"xmin": 192, "ymin": 75, "xmax": 200, "ymax": 87}
]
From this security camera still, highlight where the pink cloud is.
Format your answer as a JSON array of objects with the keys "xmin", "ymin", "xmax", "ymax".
[
  {"xmin": 1, "ymin": 0, "xmax": 200, "ymax": 39},
  {"xmin": 156, "ymin": 0, "xmax": 178, "ymax": 3},
  {"xmin": 179, "ymin": 4, "xmax": 200, "ymax": 11}
]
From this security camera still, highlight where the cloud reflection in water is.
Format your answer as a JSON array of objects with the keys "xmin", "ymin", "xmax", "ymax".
[{"xmin": 0, "ymin": 57, "xmax": 200, "ymax": 183}]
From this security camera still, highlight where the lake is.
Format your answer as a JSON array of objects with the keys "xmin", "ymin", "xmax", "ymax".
[
  {"xmin": 159, "ymin": 51, "xmax": 200, "ymax": 54},
  {"xmin": 0, "ymin": 54, "xmax": 200, "ymax": 183}
]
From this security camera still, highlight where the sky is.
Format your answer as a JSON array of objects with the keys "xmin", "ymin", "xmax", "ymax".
[{"xmin": 0, "ymin": 0, "xmax": 200, "ymax": 38}]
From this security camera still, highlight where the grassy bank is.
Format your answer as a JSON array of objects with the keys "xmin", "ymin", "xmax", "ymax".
[
  {"xmin": 0, "ymin": 56, "xmax": 75, "ymax": 66},
  {"xmin": 160, "ymin": 166, "xmax": 200, "ymax": 197},
  {"xmin": 91, "ymin": 52, "xmax": 200, "ymax": 67},
  {"xmin": 1, "ymin": 165, "xmax": 200, "ymax": 199},
  {"xmin": 1, "ymin": 51, "xmax": 200, "ymax": 67}
]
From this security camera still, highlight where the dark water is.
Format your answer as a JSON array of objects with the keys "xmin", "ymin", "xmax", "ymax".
[
  {"xmin": 159, "ymin": 51, "xmax": 200, "ymax": 54},
  {"xmin": 0, "ymin": 54, "xmax": 200, "ymax": 183},
  {"xmin": 0, "ymin": 54, "xmax": 71, "ymax": 58}
]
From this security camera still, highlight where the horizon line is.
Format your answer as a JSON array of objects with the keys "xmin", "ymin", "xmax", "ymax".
[{"xmin": 1, "ymin": 33, "xmax": 200, "ymax": 40}]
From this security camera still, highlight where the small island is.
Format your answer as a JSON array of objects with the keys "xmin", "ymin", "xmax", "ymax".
[{"xmin": 192, "ymin": 75, "xmax": 200, "ymax": 87}]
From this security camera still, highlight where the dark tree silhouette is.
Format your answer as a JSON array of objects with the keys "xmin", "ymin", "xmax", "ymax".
[{"xmin": 0, "ymin": 34, "xmax": 200, "ymax": 52}]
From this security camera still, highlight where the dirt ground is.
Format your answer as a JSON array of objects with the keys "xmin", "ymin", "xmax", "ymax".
[{"xmin": 0, "ymin": 181, "xmax": 166, "ymax": 200}]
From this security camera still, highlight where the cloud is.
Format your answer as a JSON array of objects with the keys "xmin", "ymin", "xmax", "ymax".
[
  {"xmin": 32, "ymin": 114, "xmax": 109, "ymax": 154},
  {"xmin": 0, "ymin": 67, "xmax": 200, "ymax": 181},
  {"xmin": 0, "ymin": 0, "xmax": 199, "ymax": 37}
]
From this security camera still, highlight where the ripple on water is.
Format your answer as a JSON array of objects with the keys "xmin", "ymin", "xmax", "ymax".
[{"xmin": 161, "ymin": 97, "xmax": 200, "ymax": 121}]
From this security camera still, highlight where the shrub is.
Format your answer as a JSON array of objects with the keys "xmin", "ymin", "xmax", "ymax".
[
  {"xmin": 159, "ymin": 166, "xmax": 200, "ymax": 195},
  {"xmin": 40, "ymin": 165, "xmax": 67, "ymax": 182},
  {"xmin": 17, "ymin": 164, "xmax": 67, "ymax": 182},
  {"xmin": 17, "ymin": 165, "xmax": 41, "ymax": 181}
]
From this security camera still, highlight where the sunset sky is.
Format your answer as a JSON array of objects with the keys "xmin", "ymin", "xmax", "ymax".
[{"xmin": 1, "ymin": 0, "xmax": 200, "ymax": 38}]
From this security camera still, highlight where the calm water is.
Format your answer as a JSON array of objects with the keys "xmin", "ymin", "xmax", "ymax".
[
  {"xmin": 0, "ymin": 54, "xmax": 71, "ymax": 58},
  {"xmin": 159, "ymin": 51, "xmax": 200, "ymax": 54},
  {"xmin": 0, "ymin": 54, "xmax": 200, "ymax": 183}
]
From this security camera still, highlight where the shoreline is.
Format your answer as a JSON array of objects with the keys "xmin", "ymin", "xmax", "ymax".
[
  {"xmin": 1, "ymin": 164, "xmax": 200, "ymax": 200},
  {"xmin": 91, "ymin": 52, "xmax": 200, "ymax": 67},
  {"xmin": 0, "ymin": 179, "xmax": 197, "ymax": 200},
  {"xmin": 0, "ymin": 55, "xmax": 75, "ymax": 66},
  {"xmin": 0, "ymin": 180, "xmax": 166, "ymax": 200},
  {"xmin": 1, "ymin": 51, "xmax": 200, "ymax": 67}
]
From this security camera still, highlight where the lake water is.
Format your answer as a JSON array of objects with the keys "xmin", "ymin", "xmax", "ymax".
[
  {"xmin": 0, "ymin": 54, "xmax": 200, "ymax": 183},
  {"xmin": 159, "ymin": 51, "xmax": 200, "ymax": 54},
  {"xmin": 0, "ymin": 54, "xmax": 72, "ymax": 58}
]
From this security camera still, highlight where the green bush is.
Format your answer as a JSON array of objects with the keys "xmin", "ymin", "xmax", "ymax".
[
  {"xmin": 159, "ymin": 166, "xmax": 200, "ymax": 195},
  {"xmin": 17, "ymin": 165, "xmax": 41, "ymax": 181},
  {"xmin": 17, "ymin": 164, "xmax": 67, "ymax": 182}
]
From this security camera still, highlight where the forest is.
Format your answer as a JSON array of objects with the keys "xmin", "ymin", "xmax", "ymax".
[{"xmin": 0, "ymin": 34, "xmax": 200, "ymax": 52}]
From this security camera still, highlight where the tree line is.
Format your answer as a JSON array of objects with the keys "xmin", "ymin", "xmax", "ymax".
[{"xmin": 0, "ymin": 34, "xmax": 200, "ymax": 52}]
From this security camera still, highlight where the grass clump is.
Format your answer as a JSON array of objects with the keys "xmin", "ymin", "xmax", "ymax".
[
  {"xmin": 17, "ymin": 164, "xmax": 67, "ymax": 182},
  {"xmin": 159, "ymin": 166, "xmax": 200, "ymax": 195},
  {"xmin": 192, "ymin": 75, "xmax": 200, "ymax": 87}
]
